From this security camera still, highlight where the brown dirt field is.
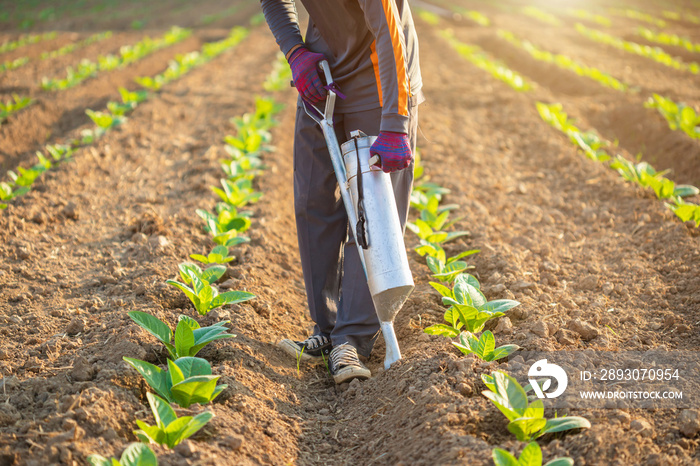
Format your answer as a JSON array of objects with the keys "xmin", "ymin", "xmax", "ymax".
[{"xmin": 0, "ymin": 0, "xmax": 700, "ymax": 465}]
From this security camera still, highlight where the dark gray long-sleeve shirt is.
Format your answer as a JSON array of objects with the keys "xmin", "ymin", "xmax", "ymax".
[{"xmin": 260, "ymin": 0, "xmax": 423, "ymax": 133}]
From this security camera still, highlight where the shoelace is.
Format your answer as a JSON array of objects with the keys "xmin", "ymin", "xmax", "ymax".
[
  {"xmin": 303, "ymin": 334, "xmax": 328, "ymax": 350},
  {"xmin": 330, "ymin": 343, "xmax": 361, "ymax": 371}
]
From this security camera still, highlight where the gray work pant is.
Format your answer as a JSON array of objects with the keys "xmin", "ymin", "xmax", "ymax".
[{"xmin": 293, "ymin": 103, "xmax": 418, "ymax": 357}]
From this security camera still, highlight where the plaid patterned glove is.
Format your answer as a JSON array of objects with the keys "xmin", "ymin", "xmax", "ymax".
[
  {"xmin": 370, "ymin": 131, "xmax": 412, "ymax": 173},
  {"xmin": 288, "ymin": 47, "xmax": 326, "ymax": 104}
]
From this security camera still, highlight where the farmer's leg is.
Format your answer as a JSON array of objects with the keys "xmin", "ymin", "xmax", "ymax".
[
  {"xmin": 293, "ymin": 103, "xmax": 348, "ymax": 337},
  {"xmin": 331, "ymin": 105, "xmax": 418, "ymax": 358}
]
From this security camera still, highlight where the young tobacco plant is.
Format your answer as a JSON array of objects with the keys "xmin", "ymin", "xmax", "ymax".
[
  {"xmin": 88, "ymin": 443, "xmax": 158, "ymax": 466},
  {"xmin": 190, "ymin": 245, "xmax": 236, "ymax": 265},
  {"xmin": 124, "ymin": 356, "xmax": 226, "ymax": 408},
  {"xmin": 134, "ymin": 392, "xmax": 214, "ymax": 448},
  {"xmin": 453, "ymin": 330, "xmax": 519, "ymax": 361},
  {"xmin": 196, "ymin": 203, "xmax": 252, "ymax": 246},
  {"xmin": 417, "ymin": 243, "xmax": 479, "ymax": 282},
  {"xmin": 177, "ymin": 262, "xmax": 226, "ymax": 286},
  {"xmin": 482, "ymin": 371, "xmax": 591, "ymax": 442},
  {"xmin": 166, "ymin": 268, "xmax": 255, "ymax": 316},
  {"xmin": 128, "ymin": 311, "xmax": 234, "ymax": 359},
  {"xmin": 493, "ymin": 441, "xmax": 573, "ymax": 466},
  {"xmin": 425, "ymin": 274, "xmax": 520, "ymax": 336},
  {"xmin": 211, "ymin": 178, "xmax": 262, "ymax": 208}
]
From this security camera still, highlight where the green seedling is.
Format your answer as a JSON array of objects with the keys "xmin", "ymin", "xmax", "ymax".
[
  {"xmin": 410, "ymin": 183, "xmax": 454, "ymax": 211},
  {"xmin": 190, "ymin": 245, "xmax": 236, "ymax": 265},
  {"xmin": 0, "ymin": 32, "xmax": 56, "ymax": 54},
  {"xmin": 44, "ymin": 144, "xmax": 75, "ymax": 161},
  {"xmin": 196, "ymin": 204, "xmax": 252, "ymax": 246},
  {"xmin": 425, "ymin": 274, "xmax": 520, "ymax": 336},
  {"xmin": 482, "ymin": 371, "xmax": 591, "ymax": 442},
  {"xmin": 0, "ymin": 94, "xmax": 33, "ymax": 122},
  {"xmin": 178, "ymin": 262, "xmax": 226, "ymax": 286},
  {"xmin": 638, "ymin": 27, "xmax": 700, "ymax": 53},
  {"xmin": 221, "ymin": 157, "xmax": 262, "ymax": 181},
  {"xmin": 134, "ymin": 392, "xmax": 213, "ymax": 448},
  {"xmin": 406, "ymin": 218, "xmax": 469, "ymax": 245},
  {"xmin": 453, "ymin": 330, "xmax": 519, "ymax": 361},
  {"xmin": 166, "ymin": 269, "xmax": 255, "ymax": 316},
  {"xmin": 211, "ymin": 178, "xmax": 262, "ymax": 208},
  {"xmin": 128, "ymin": 311, "xmax": 235, "ymax": 359},
  {"xmin": 0, "ymin": 56, "xmax": 29, "ymax": 73},
  {"xmin": 123, "ymin": 356, "xmax": 227, "ymax": 408},
  {"xmin": 85, "ymin": 109, "xmax": 125, "ymax": 133},
  {"xmin": 493, "ymin": 442, "xmax": 573, "ymax": 466},
  {"xmin": 224, "ymin": 126, "xmax": 272, "ymax": 159},
  {"xmin": 119, "ymin": 87, "xmax": 149, "ymax": 104},
  {"xmin": 88, "ymin": 442, "xmax": 158, "ymax": 466},
  {"xmin": 668, "ymin": 197, "xmax": 700, "ymax": 226},
  {"xmin": 610, "ymin": 155, "xmax": 699, "ymax": 199},
  {"xmin": 645, "ymin": 93, "xmax": 700, "ymax": 140}
]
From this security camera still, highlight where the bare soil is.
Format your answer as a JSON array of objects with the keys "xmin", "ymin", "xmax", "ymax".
[{"xmin": 1, "ymin": 0, "xmax": 699, "ymax": 465}]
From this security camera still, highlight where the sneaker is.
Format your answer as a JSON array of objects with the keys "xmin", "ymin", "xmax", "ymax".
[
  {"xmin": 278, "ymin": 334, "xmax": 331, "ymax": 363},
  {"xmin": 329, "ymin": 343, "xmax": 371, "ymax": 384}
]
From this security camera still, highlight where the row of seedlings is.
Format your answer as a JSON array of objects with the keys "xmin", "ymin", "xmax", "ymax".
[
  {"xmin": 495, "ymin": 29, "xmax": 700, "ymax": 141},
  {"xmin": 408, "ymin": 155, "xmax": 590, "ymax": 465},
  {"xmin": 421, "ymin": 11, "xmax": 700, "ymax": 227},
  {"xmin": 0, "ymin": 31, "xmax": 112, "ymax": 74},
  {"xmin": 41, "ymin": 26, "xmax": 192, "ymax": 91},
  {"xmin": 0, "ymin": 31, "xmax": 57, "ymax": 54},
  {"xmin": 537, "ymin": 103, "xmax": 700, "ymax": 226},
  {"xmin": 413, "ymin": 12, "xmax": 594, "ymax": 463},
  {"xmin": 0, "ymin": 27, "xmax": 249, "ymax": 210},
  {"xmin": 88, "ymin": 49, "xmax": 289, "ymax": 465}
]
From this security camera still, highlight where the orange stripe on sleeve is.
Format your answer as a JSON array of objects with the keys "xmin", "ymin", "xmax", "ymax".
[
  {"xmin": 370, "ymin": 40, "xmax": 383, "ymax": 107},
  {"xmin": 379, "ymin": 0, "xmax": 409, "ymax": 116}
]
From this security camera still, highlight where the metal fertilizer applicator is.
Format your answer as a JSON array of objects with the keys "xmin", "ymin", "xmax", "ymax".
[{"xmin": 301, "ymin": 61, "xmax": 415, "ymax": 370}]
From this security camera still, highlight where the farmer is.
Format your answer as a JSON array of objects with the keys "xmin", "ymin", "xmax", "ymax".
[{"xmin": 260, "ymin": 0, "xmax": 423, "ymax": 384}]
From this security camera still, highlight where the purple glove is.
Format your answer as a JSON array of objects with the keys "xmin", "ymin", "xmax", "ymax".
[
  {"xmin": 288, "ymin": 47, "xmax": 326, "ymax": 104},
  {"xmin": 370, "ymin": 131, "xmax": 412, "ymax": 173}
]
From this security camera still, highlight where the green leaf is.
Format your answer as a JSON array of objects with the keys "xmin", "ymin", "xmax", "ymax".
[
  {"xmin": 540, "ymin": 416, "xmax": 591, "ymax": 437},
  {"xmin": 424, "ymin": 324, "xmax": 459, "ymax": 338},
  {"xmin": 477, "ymin": 330, "xmax": 496, "ymax": 359},
  {"xmin": 200, "ymin": 261, "xmax": 225, "ymax": 282},
  {"xmin": 492, "ymin": 448, "xmax": 520, "ymax": 466},
  {"xmin": 518, "ymin": 442, "xmax": 543, "ymax": 466},
  {"xmin": 190, "ymin": 325, "xmax": 233, "ymax": 356},
  {"xmin": 211, "ymin": 290, "xmax": 256, "ymax": 308},
  {"xmin": 86, "ymin": 455, "xmax": 113, "ymax": 466},
  {"xmin": 544, "ymin": 458, "xmax": 574, "ymax": 466},
  {"xmin": 167, "ymin": 358, "xmax": 186, "ymax": 386},
  {"xmin": 173, "ymin": 356, "xmax": 212, "ymax": 378},
  {"xmin": 483, "ymin": 299, "xmax": 520, "ymax": 314},
  {"xmin": 491, "ymin": 344, "xmax": 520, "ymax": 361},
  {"xmin": 163, "ymin": 416, "xmax": 192, "ymax": 447},
  {"xmin": 134, "ymin": 420, "xmax": 165, "ymax": 446},
  {"xmin": 171, "ymin": 375, "xmax": 221, "ymax": 408},
  {"xmin": 146, "ymin": 392, "xmax": 176, "ymax": 430},
  {"xmin": 178, "ymin": 315, "xmax": 200, "ymax": 330},
  {"xmin": 128, "ymin": 311, "xmax": 172, "ymax": 346},
  {"xmin": 507, "ymin": 417, "xmax": 547, "ymax": 442},
  {"xmin": 123, "ymin": 357, "xmax": 172, "ymax": 402},
  {"xmin": 174, "ymin": 319, "xmax": 196, "ymax": 358},
  {"xmin": 174, "ymin": 411, "xmax": 214, "ymax": 444},
  {"xmin": 429, "ymin": 281, "xmax": 453, "ymax": 298},
  {"xmin": 166, "ymin": 280, "xmax": 198, "ymax": 308}
]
